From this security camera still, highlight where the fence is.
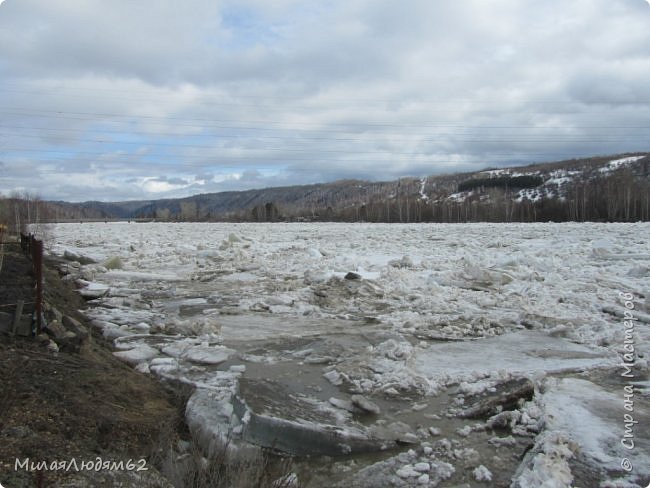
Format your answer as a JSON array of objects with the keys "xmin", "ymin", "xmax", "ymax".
[
  {"xmin": 0, "ymin": 224, "xmax": 6, "ymax": 274},
  {"xmin": 0, "ymin": 232, "xmax": 44, "ymax": 336},
  {"xmin": 21, "ymin": 233, "xmax": 44, "ymax": 334}
]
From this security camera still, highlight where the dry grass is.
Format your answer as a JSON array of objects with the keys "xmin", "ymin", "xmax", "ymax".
[
  {"xmin": 150, "ymin": 384, "xmax": 298, "ymax": 488},
  {"xmin": 160, "ymin": 441, "xmax": 297, "ymax": 488}
]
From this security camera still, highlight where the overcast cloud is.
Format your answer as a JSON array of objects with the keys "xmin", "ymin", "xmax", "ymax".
[{"xmin": 0, "ymin": 0, "xmax": 649, "ymax": 202}]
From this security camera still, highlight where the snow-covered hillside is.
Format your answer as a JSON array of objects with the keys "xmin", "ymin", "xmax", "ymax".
[
  {"xmin": 44, "ymin": 152, "xmax": 650, "ymax": 223},
  {"xmin": 41, "ymin": 222, "xmax": 650, "ymax": 487},
  {"xmin": 448, "ymin": 154, "xmax": 649, "ymax": 206}
]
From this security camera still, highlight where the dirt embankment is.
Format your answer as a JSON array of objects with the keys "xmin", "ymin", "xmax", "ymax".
[{"xmin": 0, "ymin": 245, "xmax": 183, "ymax": 487}]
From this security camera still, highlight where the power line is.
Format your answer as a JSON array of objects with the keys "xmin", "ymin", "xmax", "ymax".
[
  {"xmin": 1, "ymin": 130, "xmax": 647, "ymax": 150},
  {"xmin": 2, "ymin": 81, "xmax": 649, "ymax": 106},
  {"xmin": 0, "ymin": 122, "xmax": 647, "ymax": 139},
  {"xmin": 0, "ymin": 147, "xmax": 585, "ymax": 159},
  {"xmin": 2, "ymin": 107, "xmax": 649, "ymax": 132},
  {"xmin": 1, "ymin": 134, "xmax": 646, "ymax": 161}
]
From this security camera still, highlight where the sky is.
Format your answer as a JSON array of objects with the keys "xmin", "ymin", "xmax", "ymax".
[{"xmin": 0, "ymin": 0, "xmax": 649, "ymax": 202}]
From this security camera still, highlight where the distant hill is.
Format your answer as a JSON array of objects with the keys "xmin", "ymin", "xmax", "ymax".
[{"xmin": 43, "ymin": 152, "xmax": 650, "ymax": 223}]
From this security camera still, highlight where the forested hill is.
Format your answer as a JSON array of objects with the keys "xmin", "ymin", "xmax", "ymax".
[{"xmin": 26, "ymin": 152, "xmax": 650, "ymax": 223}]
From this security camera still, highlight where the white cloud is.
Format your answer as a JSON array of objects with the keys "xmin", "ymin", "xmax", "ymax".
[
  {"xmin": 139, "ymin": 178, "xmax": 187, "ymax": 194},
  {"xmin": 0, "ymin": 0, "xmax": 649, "ymax": 201}
]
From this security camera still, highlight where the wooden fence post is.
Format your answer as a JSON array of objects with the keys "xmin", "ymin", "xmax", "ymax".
[
  {"xmin": 12, "ymin": 299, "xmax": 24, "ymax": 336},
  {"xmin": 32, "ymin": 237, "xmax": 44, "ymax": 334},
  {"xmin": 0, "ymin": 224, "xmax": 5, "ymax": 274}
]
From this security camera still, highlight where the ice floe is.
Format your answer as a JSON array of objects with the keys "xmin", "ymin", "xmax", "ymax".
[{"xmin": 42, "ymin": 221, "xmax": 650, "ymax": 487}]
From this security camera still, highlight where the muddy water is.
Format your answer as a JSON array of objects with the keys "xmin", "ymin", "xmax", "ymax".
[
  {"xmin": 218, "ymin": 329, "xmax": 533, "ymax": 487},
  {"xmin": 85, "ymin": 271, "xmax": 553, "ymax": 485}
]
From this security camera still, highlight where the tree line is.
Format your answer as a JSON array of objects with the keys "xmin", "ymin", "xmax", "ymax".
[
  {"xmin": 223, "ymin": 169, "xmax": 650, "ymax": 223},
  {"xmin": 457, "ymin": 175, "xmax": 544, "ymax": 192},
  {"xmin": 3, "ymin": 158, "xmax": 648, "ymax": 225},
  {"xmin": 0, "ymin": 192, "xmax": 54, "ymax": 234}
]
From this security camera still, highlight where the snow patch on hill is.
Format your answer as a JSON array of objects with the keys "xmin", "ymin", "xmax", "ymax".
[{"xmin": 599, "ymin": 155, "xmax": 645, "ymax": 173}]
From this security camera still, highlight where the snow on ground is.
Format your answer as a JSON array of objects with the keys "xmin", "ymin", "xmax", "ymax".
[
  {"xmin": 447, "ymin": 191, "xmax": 472, "ymax": 202},
  {"xmin": 600, "ymin": 155, "xmax": 646, "ymax": 173},
  {"xmin": 41, "ymin": 222, "xmax": 650, "ymax": 487},
  {"xmin": 515, "ymin": 188, "xmax": 543, "ymax": 202},
  {"xmin": 419, "ymin": 177, "xmax": 429, "ymax": 201},
  {"xmin": 479, "ymin": 169, "xmax": 510, "ymax": 177}
]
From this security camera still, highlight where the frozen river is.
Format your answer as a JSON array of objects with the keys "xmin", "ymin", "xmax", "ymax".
[{"xmin": 42, "ymin": 222, "xmax": 650, "ymax": 487}]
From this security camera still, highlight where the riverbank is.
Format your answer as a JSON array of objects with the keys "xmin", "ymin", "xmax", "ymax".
[
  {"xmin": 0, "ymin": 241, "xmax": 298, "ymax": 488},
  {"xmin": 0, "ymin": 245, "xmax": 181, "ymax": 487}
]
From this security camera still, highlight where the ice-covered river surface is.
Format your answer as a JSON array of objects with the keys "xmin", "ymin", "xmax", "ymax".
[{"xmin": 43, "ymin": 222, "xmax": 649, "ymax": 487}]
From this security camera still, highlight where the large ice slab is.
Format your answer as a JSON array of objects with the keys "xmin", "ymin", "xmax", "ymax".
[
  {"xmin": 234, "ymin": 378, "xmax": 394, "ymax": 456},
  {"xmin": 412, "ymin": 330, "xmax": 616, "ymax": 383},
  {"xmin": 514, "ymin": 377, "xmax": 650, "ymax": 487}
]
